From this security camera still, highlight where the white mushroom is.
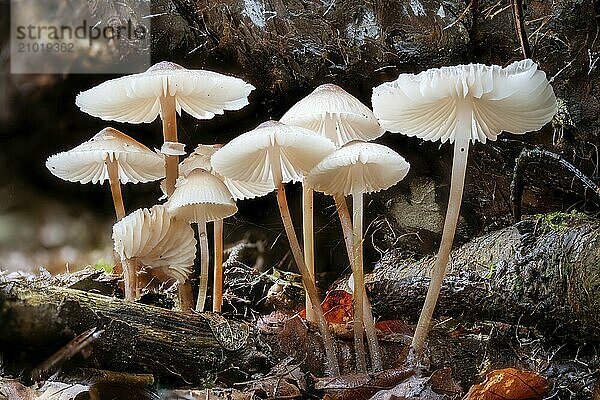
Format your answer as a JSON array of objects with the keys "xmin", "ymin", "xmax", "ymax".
[
  {"xmin": 75, "ymin": 61, "xmax": 255, "ymax": 196},
  {"xmin": 167, "ymin": 169, "xmax": 237, "ymax": 312},
  {"xmin": 280, "ymin": 84, "xmax": 385, "ymax": 371},
  {"xmin": 211, "ymin": 120, "xmax": 341, "ymax": 376},
  {"xmin": 372, "ymin": 59, "xmax": 557, "ymax": 361},
  {"xmin": 306, "ymin": 140, "xmax": 410, "ymax": 372},
  {"xmin": 46, "ymin": 127, "xmax": 165, "ymax": 220},
  {"xmin": 112, "ymin": 204, "xmax": 196, "ymax": 302},
  {"xmin": 180, "ymin": 144, "xmax": 273, "ymax": 312},
  {"xmin": 280, "ymin": 84, "xmax": 385, "ymax": 147}
]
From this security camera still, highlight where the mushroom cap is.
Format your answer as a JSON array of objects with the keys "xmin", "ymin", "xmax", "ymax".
[
  {"xmin": 45, "ymin": 127, "xmax": 165, "ymax": 184},
  {"xmin": 305, "ymin": 141, "xmax": 410, "ymax": 196},
  {"xmin": 280, "ymin": 84, "xmax": 385, "ymax": 147},
  {"xmin": 167, "ymin": 168, "xmax": 238, "ymax": 223},
  {"xmin": 75, "ymin": 61, "xmax": 255, "ymax": 123},
  {"xmin": 372, "ymin": 59, "xmax": 557, "ymax": 144},
  {"xmin": 211, "ymin": 120, "xmax": 336, "ymax": 186},
  {"xmin": 112, "ymin": 205, "xmax": 196, "ymax": 283},
  {"xmin": 180, "ymin": 144, "xmax": 275, "ymax": 200}
]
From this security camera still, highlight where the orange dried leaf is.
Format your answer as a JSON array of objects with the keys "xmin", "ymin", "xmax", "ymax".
[
  {"xmin": 467, "ymin": 368, "xmax": 549, "ymax": 400},
  {"xmin": 300, "ymin": 290, "xmax": 353, "ymax": 324}
]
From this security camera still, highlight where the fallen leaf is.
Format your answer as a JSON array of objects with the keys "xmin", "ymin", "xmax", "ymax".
[
  {"xmin": 37, "ymin": 382, "xmax": 89, "ymax": 400},
  {"xmin": 314, "ymin": 367, "xmax": 415, "ymax": 400},
  {"xmin": 160, "ymin": 388, "xmax": 253, "ymax": 399},
  {"xmin": 243, "ymin": 357, "xmax": 304, "ymax": 398},
  {"xmin": 300, "ymin": 290, "xmax": 353, "ymax": 324},
  {"xmin": 467, "ymin": 368, "xmax": 549, "ymax": 400},
  {"xmin": 368, "ymin": 375, "xmax": 443, "ymax": 400},
  {"xmin": 374, "ymin": 320, "xmax": 412, "ymax": 335}
]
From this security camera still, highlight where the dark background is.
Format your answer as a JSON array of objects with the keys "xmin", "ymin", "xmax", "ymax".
[{"xmin": 0, "ymin": 0, "xmax": 598, "ymax": 287}]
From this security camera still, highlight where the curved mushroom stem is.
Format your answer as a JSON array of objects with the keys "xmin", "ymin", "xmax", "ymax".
[
  {"xmin": 269, "ymin": 148, "xmax": 340, "ymax": 377},
  {"xmin": 195, "ymin": 219, "xmax": 210, "ymax": 312},
  {"xmin": 179, "ymin": 280, "xmax": 194, "ymax": 312},
  {"xmin": 334, "ymin": 194, "xmax": 382, "ymax": 372},
  {"xmin": 159, "ymin": 94, "xmax": 179, "ymax": 197},
  {"xmin": 351, "ymin": 190, "xmax": 367, "ymax": 373},
  {"xmin": 105, "ymin": 157, "xmax": 125, "ymax": 220},
  {"xmin": 410, "ymin": 135, "xmax": 471, "ymax": 363},
  {"xmin": 303, "ymin": 184, "xmax": 316, "ymax": 322},
  {"xmin": 212, "ymin": 219, "xmax": 224, "ymax": 312}
]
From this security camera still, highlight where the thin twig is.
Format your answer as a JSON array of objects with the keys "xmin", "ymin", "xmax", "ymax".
[
  {"xmin": 511, "ymin": 0, "xmax": 531, "ymax": 58},
  {"xmin": 31, "ymin": 327, "xmax": 103, "ymax": 382},
  {"xmin": 510, "ymin": 148, "xmax": 600, "ymax": 221}
]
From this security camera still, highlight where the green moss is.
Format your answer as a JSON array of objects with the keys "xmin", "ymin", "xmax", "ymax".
[
  {"xmin": 533, "ymin": 210, "xmax": 589, "ymax": 232},
  {"xmin": 93, "ymin": 260, "xmax": 114, "ymax": 274},
  {"xmin": 485, "ymin": 262, "xmax": 497, "ymax": 279}
]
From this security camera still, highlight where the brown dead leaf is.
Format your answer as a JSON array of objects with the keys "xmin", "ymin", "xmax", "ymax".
[
  {"xmin": 467, "ymin": 368, "xmax": 549, "ymax": 400},
  {"xmin": 314, "ymin": 367, "xmax": 415, "ymax": 400},
  {"xmin": 162, "ymin": 388, "xmax": 252, "ymax": 399},
  {"xmin": 242, "ymin": 357, "xmax": 304, "ymax": 398}
]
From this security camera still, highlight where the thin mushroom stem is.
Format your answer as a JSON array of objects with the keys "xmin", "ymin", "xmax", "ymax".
[
  {"xmin": 352, "ymin": 189, "xmax": 367, "ymax": 373},
  {"xmin": 159, "ymin": 94, "xmax": 179, "ymax": 197},
  {"xmin": 269, "ymin": 148, "xmax": 340, "ymax": 377},
  {"xmin": 303, "ymin": 184, "xmax": 316, "ymax": 322},
  {"xmin": 334, "ymin": 195, "xmax": 353, "ymax": 260},
  {"xmin": 104, "ymin": 157, "xmax": 125, "ymax": 220},
  {"xmin": 122, "ymin": 257, "xmax": 138, "ymax": 301},
  {"xmin": 334, "ymin": 194, "xmax": 382, "ymax": 372},
  {"xmin": 213, "ymin": 219, "xmax": 224, "ymax": 312},
  {"xmin": 411, "ymin": 134, "xmax": 471, "ymax": 362},
  {"xmin": 179, "ymin": 280, "xmax": 194, "ymax": 312},
  {"xmin": 195, "ymin": 219, "xmax": 210, "ymax": 312}
]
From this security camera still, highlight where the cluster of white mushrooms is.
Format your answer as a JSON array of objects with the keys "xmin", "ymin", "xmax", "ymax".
[{"xmin": 46, "ymin": 59, "xmax": 556, "ymax": 376}]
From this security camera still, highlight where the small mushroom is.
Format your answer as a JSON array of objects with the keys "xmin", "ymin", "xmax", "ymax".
[
  {"xmin": 280, "ymin": 84, "xmax": 385, "ymax": 326},
  {"xmin": 166, "ymin": 168, "xmax": 238, "ymax": 312},
  {"xmin": 372, "ymin": 59, "xmax": 557, "ymax": 361},
  {"xmin": 112, "ymin": 205, "xmax": 196, "ymax": 302},
  {"xmin": 75, "ymin": 61, "xmax": 255, "ymax": 196},
  {"xmin": 180, "ymin": 144, "xmax": 273, "ymax": 312},
  {"xmin": 306, "ymin": 140, "xmax": 410, "ymax": 372},
  {"xmin": 46, "ymin": 127, "xmax": 165, "ymax": 221},
  {"xmin": 211, "ymin": 120, "xmax": 340, "ymax": 376},
  {"xmin": 280, "ymin": 84, "xmax": 385, "ymax": 370}
]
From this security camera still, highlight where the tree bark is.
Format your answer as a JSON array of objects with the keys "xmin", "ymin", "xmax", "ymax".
[
  {"xmin": 364, "ymin": 216, "xmax": 600, "ymax": 342},
  {"xmin": 0, "ymin": 283, "xmax": 271, "ymax": 385}
]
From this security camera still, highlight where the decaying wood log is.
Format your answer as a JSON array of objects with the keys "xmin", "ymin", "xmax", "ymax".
[
  {"xmin": 0, "ymin": 216, "xmax": 598, "ymax": 390},
  {"xmin": 0, "ymin": 281, "xmax": 274, "ymax": 385},
  {"xmin": 364, "ymin": 214, "xmax": 600, "ymax": 342}
]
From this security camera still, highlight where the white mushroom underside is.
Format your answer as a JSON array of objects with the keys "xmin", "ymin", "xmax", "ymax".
[
  {"xmin": 372, "ymin": 59, "xmax": 557, "ymax": 144},
  {"xmin": 113, "ymin": 205, "xmax": 196, "ymax": 282},
  {"xmin": 46, "ymin": 151, "xmax": 165, "ymax": 184},
  {"xmin": 180, "ymin": 145, "xmax": 275, "ymax": 200},
  {"xmin": 306, "ymin": 141, "xmax": 410, "ymax": 196},
  {"xmin": 282, "ymin": 113, "xmax": 385, "ymax": 148},
  {"xmin": 76, "ymin": 68, "xmax": 255, "ymax": 123},
  {"xmin": 280, "ymin": 84, "xmax": 384, "ymax": 147},
  {"xmin": 210, "ymin": 121, "xmax": 336, "ymax": 185}
]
